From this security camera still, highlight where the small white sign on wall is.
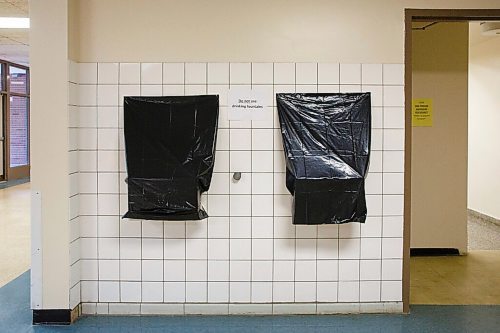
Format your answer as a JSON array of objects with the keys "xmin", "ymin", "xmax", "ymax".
[{"xmin": 228, "ymin": 88, "xmax": 268, "ymax": 120}]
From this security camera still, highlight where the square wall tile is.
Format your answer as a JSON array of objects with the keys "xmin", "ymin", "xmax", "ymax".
[
  {"xmin": 99, "ymin": 281, "xmax": 120, "ymax": 302},
  {"xmin": 252, "ymin": 239, "xmax": 273, "ymax": 260},
  {"xmin": 273, "ymin": 282, "xmax": 294, "ymax": 302},
  {"xmin": 384, "ymin": 107, "xmax": 405, "ymax": 129},
  {"xmin": 274, "ymin": 63, "xmax": 295, "ymax": 84},
  {"xmin": 361, "ymin": 64, "xmax": 382, "ymax": 85},
  {"xmin": 382, "ymin": 259, "xmax": 403, "ymax": 280},
  {"xmin": 164, "ymin": 260, "xmax": 185, "ymax": 281},
  {"xmin": 185, "ymin": 63, "xmax": 207, "ymax": 84},
  {"xmin": 252, "ymin": 173, "xmax": 273, "ymax": 194},
  {"xmin": 360, "ymin": 281, "xmax": 381, "ymax": 302},
  {"xmin": 207, "ymin": 195, "xmax": 229, "ymax": 216},
  {"xmin": 252, "ymin": 63, "xmax": 273, "ymax": 84},
  {"xmin": 317, "ymin": 260, "xmax": 338, "ymax": 281},
  {"xmin": 230, "ymin": 239, "xmax": 251, "ymax": 260},
  {"xmin": 230, "ymin": 151, "xmax": 251, "ymax": 172},
  {"xmin": 252, "ymin": 282, "xmax": 273, "ymax": 303},
  {"xmin": 142, "ymin": 260, "xmax": 163, "ymax": 281},
  {"xmin": 318, "ymin": 63, "xmax": 339, "ymax": 84},
  {"xmin": 208, "ymin": 63, "xmax": 229, "ymax": 84},
  {"xmin": 252, "ymin": 151, "xmax": 273, "ymax": 172},
  {"xmin": 340, "ymin": 64, "xmax": 361, "ymax": 84},
  {"xmin": 338, "ymin": 281, "xmax": 359, "ymax": 302},
  {"xmin": 381, "ymin": 281, "xmax": 402, "ymax": 301},
  {"xmin": 230, "ymin": 261, "xmax": 251, "ymax": 281},
  {"xmin": 230, "ymin": 172, "xmax": 251, "ymax": 195},
  {"xmin": 119, "ymin": 63, "xmax": 140, "ymax": 84},
  {"xmin": 252, "ymin": 261, "xmax": 273, "ymax": 281},
  {"xmin": 98, "ymin": 260, "xmax": 119, "ymax": 280},
  {"xmin": 208, "ymin": 282, "xmax": 230, "ymax": 303},
  {"xmin": 121, "ymin": 282, "xmax": 141, "ymax": 302},
  {"xmin": 79, "ymin": 63, "xmax": 97, "ymax": 84},
  {"xmin": 252, "ymin": 129, "xmax": 274, "ymax": 150},
  {"xmin": 142, "ymin": 282, "xmax": 164, "ymax": 302},
  {"xmin": 98, "ymin": 63, "xmax": 119, "ymax": 84},
  {"xmin": 230, "ymin": 282, "xmax": 251, "ymax": 303},
  {"xmin": 230, "ymin": 63, "xmax": 251, "ymax": 84},
  {"xmin": 383, "ymin": 64, "xmax": 404, "ymax": 85},
  {"xmin": 317, "ymin": 282, "xmax": 338, "ymax": 302},
  {"xmin": 186, "ymin": 282, "xmax": 207, "ymax": 302},
  {"xmin": 230, "ymin": 129, "xmax": 251, "ymax": 150},
  {"xmin": 163, "ymin": 63, "xmax": 184, "ymax": 84},
  {"xmin": 120, "ymin": 260, "xmax": 141, "ymax": 281},
  {"xmin": 384, "ymin": 85, "xmax": 404, "ymax": 107},
  {"xmin": 208, "ymin": 260, "xmax": 229, "ymax": 281},
  {"xmin": 296, "ymin": 63, "xmax": 317, "ymax": 84},
  {"xmin": 164, "ymin": 282, "xmax": 186, "ymax": 302},
  {"xmin": 141, "ymin": 63, "xmax": 162, "ymax": 84}
]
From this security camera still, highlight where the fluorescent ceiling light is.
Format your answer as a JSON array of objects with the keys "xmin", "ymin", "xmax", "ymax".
[{"xmin": 0, "ymin": 17, "xmax": 30, "ymax": 29}]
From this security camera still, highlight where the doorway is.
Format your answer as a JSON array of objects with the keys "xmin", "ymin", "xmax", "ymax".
[
  {"xmin": 0, "ymin": 60, "xmax": 30, "ymax": 182},
  {"xmin": 404, "ymin": 9, "xmax": 500, "ymax": 310}
]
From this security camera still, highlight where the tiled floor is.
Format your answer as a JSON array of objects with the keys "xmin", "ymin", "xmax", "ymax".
[
  {"xmin": 1, "ymin": 271, "xmax": 500, "ymax": 333},
  {"xmin": 0, "ymin": 182, "xmax": 30, "ymax": 287},
  {"xmin": 410, "ymin": 251, "xmax": 500, "ymax": 304}
]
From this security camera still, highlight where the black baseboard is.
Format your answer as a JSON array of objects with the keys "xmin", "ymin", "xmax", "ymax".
[
  {"xmin": 410, "ymin": 248, "xmax": 460, "ymax": 257},
  {"xmin": 33, "ymin": 309, "xmax": 71, "ymax": 325}
]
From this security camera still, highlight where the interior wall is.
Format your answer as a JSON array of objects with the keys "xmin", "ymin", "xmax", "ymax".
[
  {"xmin": 31, "ymin": 0, "xmax": 500, "ymax": 312},
  {"xmin": 71, "ymin": 0, "xmax": 500, "ymax": 64},
  {"xmin": 71, "ymin": 61, "xmax": 405, "ymax": 315},
  {"xmin": 468, "ymin": 23, "xmax": 500, "ymax": 220},
  {"xmin": 30, "ymin": 0, "xmax": 71, "ymax": 309},
  {"xmin": 411, "ymin": 22, "xmax": 469, "ymax": 252}
]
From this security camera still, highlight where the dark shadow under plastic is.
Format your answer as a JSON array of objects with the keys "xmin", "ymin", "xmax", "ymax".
[
  {"xmin": 276, "ymin": 93, "xmax": 371, "ymax": 225},
  {"xmin": 123, "ymin": 95, "xmax": 219, "ymax": 221}
]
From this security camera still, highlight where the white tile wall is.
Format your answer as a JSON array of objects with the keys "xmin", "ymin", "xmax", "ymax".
[{"xmin": 71, "ymin": 62, "xmax": 404, "ymax": 314}]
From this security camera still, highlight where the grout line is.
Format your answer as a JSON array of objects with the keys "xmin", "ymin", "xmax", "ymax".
[
  {"xmin": 380, "ymin": 64, "xmax": 385, "ymax": 302},
  {"xmin": 249, "ymin": 62, "xmax": 253, "ymax": 303},
  {"xmin": 95, "ymin": 64, "xmax": 101, "ymax": 304}
]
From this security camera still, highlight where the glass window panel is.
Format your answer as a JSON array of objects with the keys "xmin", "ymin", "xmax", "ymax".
[
  {"xmin": 9, "ymin": 66, "xmax": 28, "ymax": 94},
  {"xmin": 9, "ymin": 96, "xmax": 29, "ymax": 167}
]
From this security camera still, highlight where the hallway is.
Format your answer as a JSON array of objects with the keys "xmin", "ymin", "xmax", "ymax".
[{"xmin": 0, "ymin": 183, "xmax": 30, "ymax": 287}]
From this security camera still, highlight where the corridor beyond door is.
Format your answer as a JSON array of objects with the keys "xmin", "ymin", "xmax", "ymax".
[{"xmin": 0, "ymin": 182, "xmax": 30, "ymax": 287}]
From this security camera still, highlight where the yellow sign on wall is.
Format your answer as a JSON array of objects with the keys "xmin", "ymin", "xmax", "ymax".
[{"xmin": 412, "ymin": 98, "xmax": 433, "ymax": 127}]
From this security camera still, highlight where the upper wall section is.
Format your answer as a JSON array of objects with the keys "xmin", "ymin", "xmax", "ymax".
[{"xmin": 69, "ymin": 0, "xmax": 500, "ymax": 64}]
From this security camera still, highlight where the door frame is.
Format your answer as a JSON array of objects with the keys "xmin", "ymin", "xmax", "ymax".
[
  {"xmin": 0, "ymin": 59, "xmax": 30, "ymax": 181},
  {"xmin": 403, "ymin": 8, "xmax": 500, "ymax": 313}
]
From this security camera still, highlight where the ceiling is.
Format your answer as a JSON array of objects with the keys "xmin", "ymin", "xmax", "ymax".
[{"xmin": 0, "ymin": 0, "xmax": 29, "ymax": 65}]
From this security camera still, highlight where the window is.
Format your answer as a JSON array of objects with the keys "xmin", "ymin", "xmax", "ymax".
[
  {"xmin": 9, "ymin": 66, "xmax": 28, "ymax": 94},
  {"xmin": 9, "ymin": 96, "xmax": 29, "ymax": 167}
]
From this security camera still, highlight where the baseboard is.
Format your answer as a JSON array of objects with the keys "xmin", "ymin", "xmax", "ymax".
[
  {"xmin": 80, "ymin": 302, "xmax": 404, "ymax": 315},
  {"xmin": 410, "ymin": 248, "xmax": 460, "ymax": 256},
  {"xmin": 33, "ymin": 304, "xmax": 81, "ymax": 325},
  {"xmin": 33, "ymin": 309, "xmax": 71, "ymax": 325},
  {"xmin": 468, "ymin": 209, "xmax": 500, "ymax": 227}
]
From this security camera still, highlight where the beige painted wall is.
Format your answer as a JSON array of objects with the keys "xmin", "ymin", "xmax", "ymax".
[
  {"xmin": 468, "ymin": 23, "xmax": 500, "ymax": 220},
  {"xmin": 71, "ymin": 0, "xmax": 500, "ymax": 63},
  {"xmin": 30, "ymin": 0, "xmax": 70, "ymax": 308},
  {"xmin": 411, "ymin": 22, "xmax": 468, "ymax": 252}
]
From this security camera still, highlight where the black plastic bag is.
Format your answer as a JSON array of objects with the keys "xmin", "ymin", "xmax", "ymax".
[
  {"xmin": 276, "ymin": 93, "xmax": 371, "ymax": 225},
  {"xmin": 123, "ymin": 95, "xmax": 219, "ymax": 221}
]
